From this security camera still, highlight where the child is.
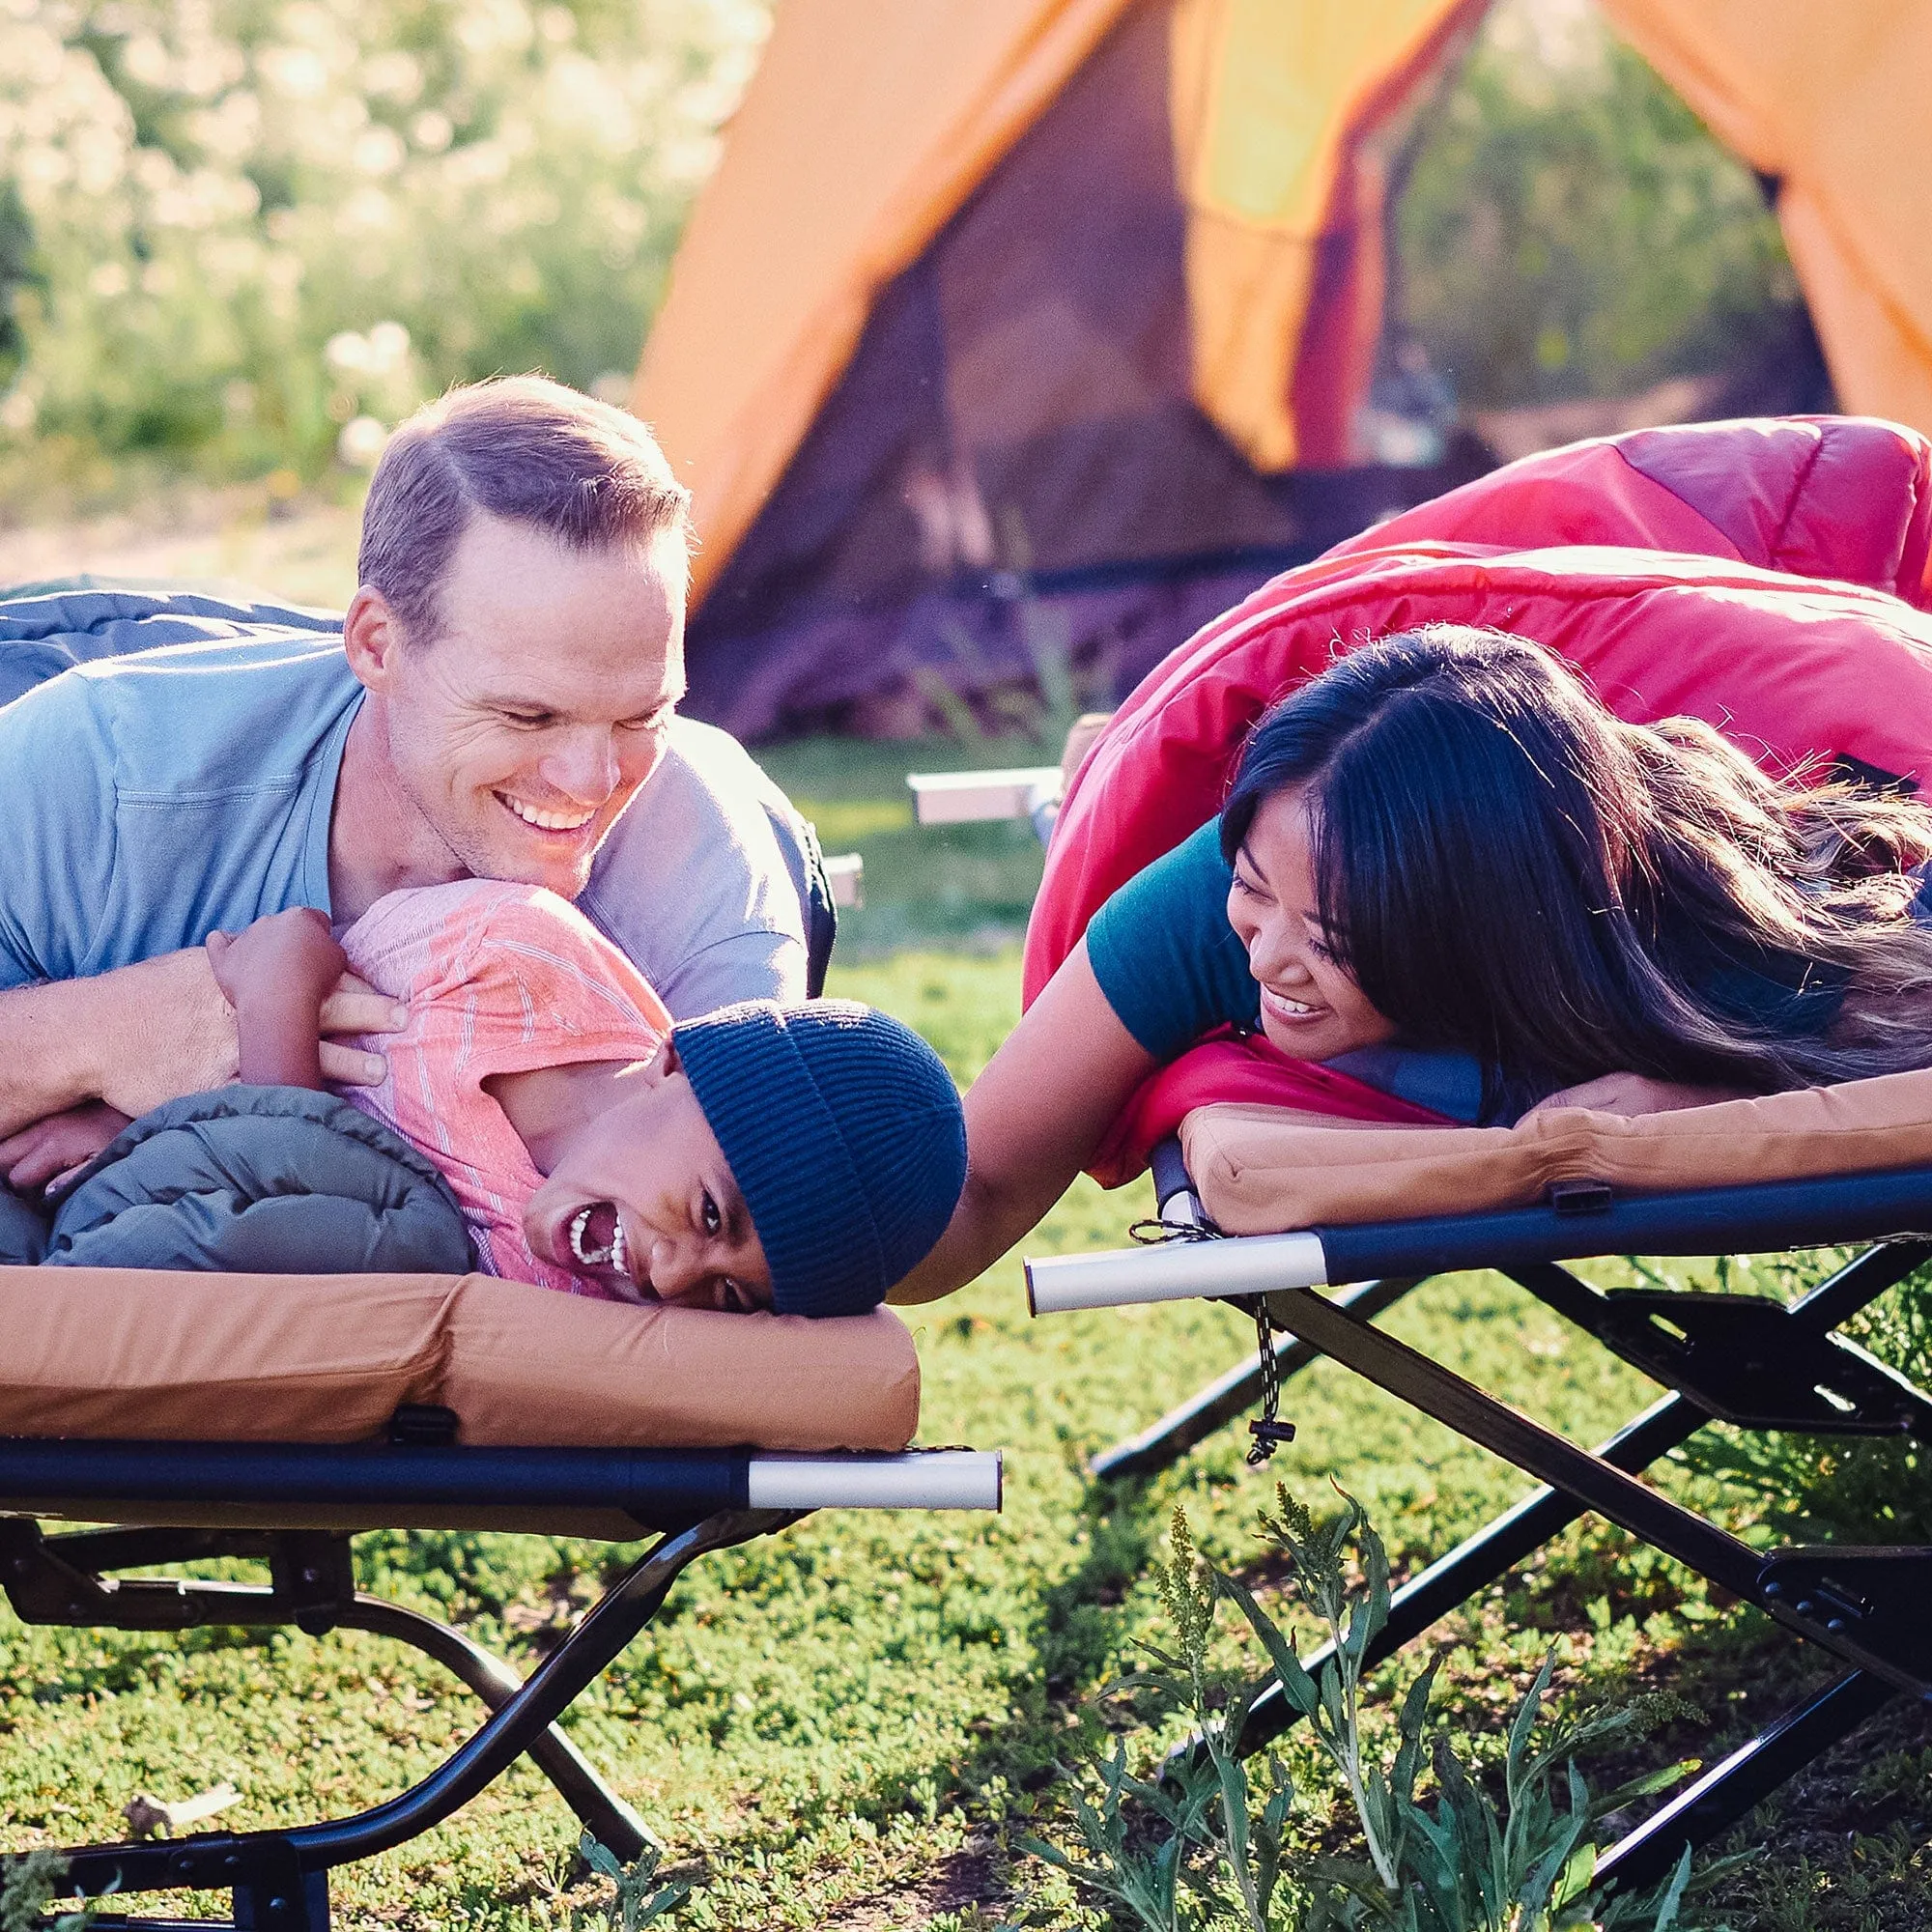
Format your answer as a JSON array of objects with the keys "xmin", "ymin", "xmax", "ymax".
[{"xmin": 187, "ymin": 879, "xmax": 965, "ymax": 1318}]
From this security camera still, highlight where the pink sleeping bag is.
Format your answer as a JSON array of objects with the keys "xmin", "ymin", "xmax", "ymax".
[{"xmin": 1022, "ymin": 417, "xmax": 1932, "ymax": 1181}]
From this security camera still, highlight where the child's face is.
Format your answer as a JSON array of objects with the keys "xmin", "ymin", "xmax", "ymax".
[{"xmin": 523, "ymin": 1044, "xmax": 775, "ymax": 1313}]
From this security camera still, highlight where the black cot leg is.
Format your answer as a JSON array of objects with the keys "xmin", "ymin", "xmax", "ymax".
[
  {"xmin": 53, "ymin": 1510, "xmax": 791, "ymax": 1923},
  {"xmin": 230, "ymin": 1856, "xmax": 329, "ymax": 1932},
  {"xmin": 340, "ymin": 1596, "xmax": 651, "ymax": 1861},
  {"xmin": 1594, "ymin": 1669, "xmax": 1898, "ymax": 1896},
  {"xmin": 1236, "ymin": 1238, "xmax": 1932, "ymax": 1755}
]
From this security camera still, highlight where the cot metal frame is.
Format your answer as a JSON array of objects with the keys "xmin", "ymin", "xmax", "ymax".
[
  {"xmin": 1027, "ymin": 1159, "xmax": 1932, "ymax": 1893},
  {"xmin": 0, "ymin": 1439, "xmax": 1000, "ymax": 1931}
]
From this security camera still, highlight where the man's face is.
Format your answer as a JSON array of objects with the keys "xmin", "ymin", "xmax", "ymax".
[{"xmin": 361, "ymin": 510, "xmax": 687, "ymax": 901}]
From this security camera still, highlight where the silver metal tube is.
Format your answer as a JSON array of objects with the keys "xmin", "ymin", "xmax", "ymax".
[
  {"xmin": 1026, "ymin": 1233, "xmax": 1328, "ymax": 1314},
  {"xmin": 743, "ymin": 1449, "xmax": 1003, "ymax": 1512},
  {"xmin": 907, "ymin": 768, "xmax": 1063, "ymax": 825}
]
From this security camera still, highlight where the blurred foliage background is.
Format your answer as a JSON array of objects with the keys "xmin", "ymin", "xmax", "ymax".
[
  {"xmin": 0, "ymin": 0, "xmax": 770, "ymax": 504},
  {"xmin": 1397, "ymin": 0, "xmax": 1804, "ymax": 412},
  {"xmin": 0, "ymin": 0, "xmax": 1805, "ymax": 516}
]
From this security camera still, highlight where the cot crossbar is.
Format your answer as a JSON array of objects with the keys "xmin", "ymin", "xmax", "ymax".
[
  {"xmin": 0, "ymin": 1440, "xmax": 1002, "ymax": 1537},
  {"xmin": 1028, "ymin": 1164, "xmax": 1932, "ymax": 1317}
]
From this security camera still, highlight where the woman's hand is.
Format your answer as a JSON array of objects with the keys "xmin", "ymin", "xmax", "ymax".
[{"xmin": 1521, "ymin": 1071, "xmax": 1751, "ymax": 1121}]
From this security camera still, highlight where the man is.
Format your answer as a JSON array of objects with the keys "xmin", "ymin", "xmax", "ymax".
[{"xmin": 0, "ymin": 376, "xmax": 809, "ymax": 1173}]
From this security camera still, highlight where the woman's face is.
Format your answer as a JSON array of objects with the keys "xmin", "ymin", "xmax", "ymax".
[
  {"xmin": 1227, "ymin": 788, "xmax": 1397, "ymax": 1063},
  {"xmin": 522, "ymin": 1045, "xmax": 774, "ymax": 1312}
]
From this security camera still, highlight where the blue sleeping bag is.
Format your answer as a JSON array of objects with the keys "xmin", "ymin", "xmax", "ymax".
[{"xmin": 1, "ymin": 1086, "xmax": 472, "ymax": 1274}]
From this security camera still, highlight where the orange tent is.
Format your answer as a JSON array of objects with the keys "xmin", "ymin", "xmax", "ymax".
[{"xmin": 634, "ymin": 0, "xmax": 1932, "ymax": 738}]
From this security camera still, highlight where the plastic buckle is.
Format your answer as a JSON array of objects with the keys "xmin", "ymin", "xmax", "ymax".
[
  {"xmin": 388, "ymin": 1403, "xmax": 461, "ymax": 1446},
  {"xmin": 1548, "ymin": 1179, "xmax": 1614, "ymax": 1216}
]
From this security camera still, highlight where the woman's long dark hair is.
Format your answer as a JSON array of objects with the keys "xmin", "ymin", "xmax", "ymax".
[{"xmin": 1220, "ymin": 626, "xmax": 1932, "ymax": 1114}]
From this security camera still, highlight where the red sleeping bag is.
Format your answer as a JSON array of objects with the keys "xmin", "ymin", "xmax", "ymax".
[{"xmin": 1022, "ymin": 417, "xmax": 1932, "ymax": 1181}]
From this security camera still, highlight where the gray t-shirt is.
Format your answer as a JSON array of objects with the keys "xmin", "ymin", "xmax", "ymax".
[{"xmin": 0, "ymin": 586, "xmax": 805, "ymax": 1015}]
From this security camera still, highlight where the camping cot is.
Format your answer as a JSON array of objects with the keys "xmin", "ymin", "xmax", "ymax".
[
  {"xmin": 0, "ymin": 611, "xmax": 990, "ymax": 1930},
  {"xmin": 919, "ymin": 413, "xmax": 1932, "ymax": 1886},
  {"xmin": 0, "ymin": 1260, "xmax": 1001, "ymax": 1930}
]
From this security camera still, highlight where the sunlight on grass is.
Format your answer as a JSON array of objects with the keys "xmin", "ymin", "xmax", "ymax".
[{"xmin": 1, "ymin": 736, "xmax": 1916, "ymax": 1930}]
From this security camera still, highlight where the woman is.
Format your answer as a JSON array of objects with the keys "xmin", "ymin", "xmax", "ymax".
[{"xmin": 893, "ymin": 625, "xmax": 1932, "ymax": 1302}]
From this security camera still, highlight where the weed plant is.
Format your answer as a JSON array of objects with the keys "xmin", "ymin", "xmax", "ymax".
[
  {"xmin": 1027, "ymin": 1493, "xmax": 1731, "ymax": 1932},
  {"xmin": 0, "ymin": 1851, "xmax": 95, "ymax": 1931}
]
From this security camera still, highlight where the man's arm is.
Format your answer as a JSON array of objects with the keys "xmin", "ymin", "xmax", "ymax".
[
  {"xmin": 0, "ymin": 952, "xmax": 238, "ymax": 1136},
  {"xmin": 0, "ymin": 949, "xmax": 401, "ymax": 1136}
]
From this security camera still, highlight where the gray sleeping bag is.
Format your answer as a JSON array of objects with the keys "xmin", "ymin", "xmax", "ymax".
[{"xmin": 0, "ymin": 1086, "xmax": 473, "ymax": 1274}]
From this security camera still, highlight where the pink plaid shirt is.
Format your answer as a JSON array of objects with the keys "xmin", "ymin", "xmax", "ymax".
[{"xmin": 337, "ymin": 879, "xmax": 670, "ymax": 1295}]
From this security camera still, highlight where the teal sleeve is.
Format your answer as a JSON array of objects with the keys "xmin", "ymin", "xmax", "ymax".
[{"xmin": 1084, "ymin": 820, "xmax": 1261, "ymax": 1059}]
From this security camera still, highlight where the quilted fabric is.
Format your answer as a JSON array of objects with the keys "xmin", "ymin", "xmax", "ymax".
[{"xmin": 39, "ymin": 1085, "xmax": 473, "ymax": 1276}]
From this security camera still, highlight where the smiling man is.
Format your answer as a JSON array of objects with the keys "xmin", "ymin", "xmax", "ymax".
[{"xmin": 0, "ymin": 377, "xmax": 810, "ymax": 1158}]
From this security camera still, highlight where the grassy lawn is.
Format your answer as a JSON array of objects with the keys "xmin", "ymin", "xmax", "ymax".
[{"xmin": 4, "ymin": 737, "xmax": 1930, "ymax": 1929}]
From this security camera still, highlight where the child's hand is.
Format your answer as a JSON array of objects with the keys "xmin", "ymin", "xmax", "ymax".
[
  {"xmin": 206, "ymin": 907, "xmax": 349, "ymax": 1012},
  {"xmin": 205, "ymin": 909, "xmax": 355, "ymax": 1091},
  {"xmin": 0, "ymin": 1100, "xmax": 133, "ymax": 1197}
]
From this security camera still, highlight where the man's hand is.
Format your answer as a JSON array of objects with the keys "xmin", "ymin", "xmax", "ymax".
[
  {"xmin": 1521, "ymin": 1071, "xmax": 1751, "ymax": 1122},
  {"xmin": 0, "ymin": 1100, "xmax": 131, "ymax": 1197}
]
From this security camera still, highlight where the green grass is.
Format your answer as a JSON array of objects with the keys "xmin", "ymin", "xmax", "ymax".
[{"xmin": 2, "ymin": 738, "xmax": 1927, "ymax": 1929}]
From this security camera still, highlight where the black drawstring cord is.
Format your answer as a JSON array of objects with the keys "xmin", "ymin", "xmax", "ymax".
[{"xmin": 1123, "ymin": 1213, "xmax": 1294, "ymax": 1464}]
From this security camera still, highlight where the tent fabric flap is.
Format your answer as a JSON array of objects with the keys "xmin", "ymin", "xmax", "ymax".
[
  {"xmin": 1598, "ymin": 0, "xmax": 1932, "ymax": 443},
  {"xmin": 637, "ymin": 0, "xmax": 1487, "ymax": 608},
  {"xmin": 1169, "ymin": 0, "xmax": 1480, "ymax": 471},
  {"xmin": 632, "ymin": 0, "xmax": 1136, "ymax": 604}
]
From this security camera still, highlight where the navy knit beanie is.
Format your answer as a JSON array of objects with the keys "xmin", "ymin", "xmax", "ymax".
[{"xmin": 670, "ymin": 1000, "xmax": 967, "ymax": 1318}]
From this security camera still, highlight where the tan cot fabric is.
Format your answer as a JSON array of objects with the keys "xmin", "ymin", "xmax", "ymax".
[
  {"xmin": 1180, "ymin": 1065, "xmax": 1932, "ymax": 1236},
  {"xmin": 0, "ymin": 1266, "xmax": 920, "ymax": 1451}
]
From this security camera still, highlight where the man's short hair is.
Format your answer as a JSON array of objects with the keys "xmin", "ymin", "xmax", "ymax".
[{"xmin": 357, "ymin": 375, "xmax": 693, "ymax": 646}]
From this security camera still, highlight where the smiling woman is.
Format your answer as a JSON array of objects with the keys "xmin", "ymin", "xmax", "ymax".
[{"xmin": 890, "ymin": 623, "xmax": 1932, "ymax": 1305}]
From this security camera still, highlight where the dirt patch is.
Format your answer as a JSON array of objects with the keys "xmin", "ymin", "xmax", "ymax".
[
  {"xmin": 0, "ymin": 487, "xmax": 361, "ymax": 610},
  {"xmin": 821, "ymin": 1844, "xmax": 1006, "ymax": 1930}
]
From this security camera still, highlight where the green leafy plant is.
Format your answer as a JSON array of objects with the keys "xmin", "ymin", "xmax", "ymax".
[
  {"xmin": 0, "ymin": 0, "xmax": 771, "ymax": 491},
  {"xmin": 1398, "ymin": 1, "xmax": 1802, "ymax": 410},
  {"xmin": 568, "ymin": 1833, "xmax": 687, "ymax": 1932},
  {"xmin": 1026, "ymin": 1492, "xmax": 1728, "ymax": 1931},
  {"xmin": 0, "ymin": 1852, "xmax": 98, "ymax": 1932}
]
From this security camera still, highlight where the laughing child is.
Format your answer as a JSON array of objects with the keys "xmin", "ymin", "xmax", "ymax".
[{"xmin": 172, "ymin": 880, "xmax": 964, "ymax": 1318}]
